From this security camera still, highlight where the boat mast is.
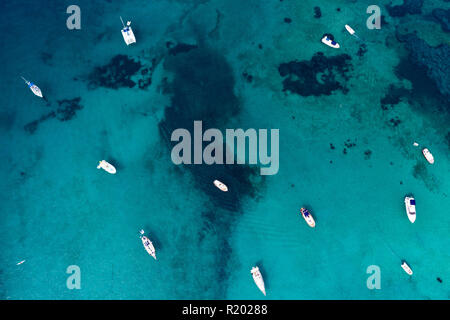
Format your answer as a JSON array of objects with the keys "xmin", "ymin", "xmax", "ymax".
[{"xmin": 119, "ymin": 16, "xmax": 125, "ymax": 28}]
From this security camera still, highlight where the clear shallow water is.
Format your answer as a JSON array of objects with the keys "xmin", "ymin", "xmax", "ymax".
[{"xmin": 0, "ymin": 0, "xmax": 449, "ymax": 299}]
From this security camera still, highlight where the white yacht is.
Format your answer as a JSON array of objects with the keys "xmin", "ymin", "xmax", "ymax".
[
  {"xmin": 140, "ymin": 230, "xmax": 156, "ymax": 260},
  {"xmin": 300, "ymin": 207, "xmax": 316, "ymax": 228},
  {"xmin": 120, "ymin": 17, "xmax": 136, "ymax": 45},
  {"xmin": 404, "ymin": 196, "xmax": 416, "ymax": 223},
  {"xmin": 97, "ymin": 160, "xmax": 116, "ymax": 174},
  {"xmin": 321, "ymin": 35, "xmax": 340, "ymax": 48},
  {"xmin": 21, "ymin": 76, "xmax": 43, "ymax": 98},
  {"xmin": 251, "ymin": 266, "xmax": 266, "ymax": 296},
  {"xmin": 422, "ymin": 148, "xmax": 434, "ymax": 164},
  {"xmin": 213, "ymin": 180, "xmax": 228, "ymax": 192},
  {"xmin": 401, "ymin": 261, "xmax": 413, "ymax": 275}
]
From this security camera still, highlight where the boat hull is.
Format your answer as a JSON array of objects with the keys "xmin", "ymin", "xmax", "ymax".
[
  {"xmin": 121, "ymin": 27, "xmax": 136, "ymax": 45},
  {"xmin": 321, "ymin": 36, "xmax": 340, "ymax": 48},
  {"xmin": 213, "ymin": 180, "xmax": 228, "ymax": 192},
  {"xmin": 141, "ymin": 236, "xmax": 156, "ymax": 259},
  {"xmin": 300, "ymin": 208, "xmax": 316, "ymax": 228},
  {"xmin": 404, "ymin": 197, "xmax": 416, "ymax": 223},
  {"xmin": 97, "ymin": 160, "xmax": 117, "ymax": 174},
  {"xmin": 422, "ymin": 148, "xmax": 434, "ymax": 164},
  {"xmin": 401, "ymin": 261, "xmax": 413, "ymax": 275},
  {"xmin": 251, "ymin": 267, "xmax": 266, "ymax": 296}
]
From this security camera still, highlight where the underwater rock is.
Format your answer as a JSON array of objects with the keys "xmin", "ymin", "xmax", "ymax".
[
  {"xmin": 278, "ymin": 52, "xmax": 352, "ymax": 97},
  {"xmin": 314, "ymin": 6, "xmax": 322, "ymax": 18},
  {"xmin": 380, "ymin": 84, "xmax": 410, "ymax": 110},
  {"xmin": 242, "ymin": 72, "xmax": 253, "ymax": 83},
  {"xmin": 432, "ymin": 8, "xmax": 450, "ymax": 33},
  {"xmin": 386, "ymin": 0, "xmax": 423, "ymax": 17},
  {"xmin": 168, "ymin": 43, "xmax": 198, "ymax": 56},
  {"xmin": 24, "ymin": 111, "xmax": 56, "ymax": 134},
  {"xmin": 158, "ymin": 47, "xmax": 262, "ymax": 212},
  {"xmin": 357, "ymin": 44, "xmax": 368, "ymax": 57},
  {"xmin": 396, "ymin": 32, "xmax": 450, "ymax": 98},
  {"xmin": 88, "ymin": 54, "xmax": 141, "ymax": 89},
  {"xmin": 389, "ymin": 117, "xmax": 401, "ymax": 127},
  {"xmin": 284, "ymin": 17, "xmax": 292, "ymax": 23},
  {"xmin": 364, "ymin": 150, "xmax": 372, "ymax": 160},
  {"xmin": 56, "ymin": 97, "xmax": 83, "ymax": 122}
]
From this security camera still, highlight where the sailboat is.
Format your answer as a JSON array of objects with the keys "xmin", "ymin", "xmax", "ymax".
[
  {"xmin": 120, "ymin": 16, "xmax": 136, "ymax": 45},
  {"xmin": 21, "ymin": 76, "xmax": 43, "ymax": 98},
  {"xmin": 251, "ymin": 266, "xmax": 266, "ymax": 296},
  {"xmin": 139, "ymin": 230, "xmax": 156, "ymax": 260}
]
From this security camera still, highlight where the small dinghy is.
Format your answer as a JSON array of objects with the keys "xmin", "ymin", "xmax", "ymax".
[
  {"xmin": 140, "ymin": 230, "xmax": 156, "ymax": 260},
  {"xmin": 16, "ymin": 260, "xmax": 26, "ymax": 266},
  {"xmin": 21, "ymin": 76, "xmax": 43, "ymax": 98},
  {"xmin": 404, "ymin": 196, "xmax": 416, "ymax": 223},
  {"xmin": 422, "ymin": 148, "xmax": 434, "ymax": 164},
  {"xmin": 401, "ymin": 260, "xmax": 413, "ymax": 275},
  {"xmin": 251, "ymin": 266, "xmax": 266, "ymax": 296},
  {"xmin": 300, "ymin": 207, "xmax": 316, "ymax": 228},
  {"xmin": 345, "ymin": 24, "xmax": 355, "ymax": 35},
  {"xmin": 321, "ymin": 35, "xmax": 340, "ymax": 48},
  {"xmin": 97, "ymin": 160, "xmax": 117, "ymax": 174},
  {"xmin": 120, "ymin": 16, "xmax": 136, "ymax": 45},
  {"xmin": 213, "ymin": 180, "xmax": 228, "ymax": 192}
]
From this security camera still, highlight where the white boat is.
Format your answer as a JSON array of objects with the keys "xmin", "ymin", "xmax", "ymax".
[
  {"xmin": 213, "ymin": 180, "xmax": 228, "ymax": 192},
  {"xmin": 345, "ymin": 24, "xmax": 355, "ymax": 35},
  {"xmin": 16, "ymin": 260, "xmax": 26, "ymax": 266},
  {"xmin": 413, "ymin": 142, "xmax": 419, "ymax": 147},
  {"xmin": 404, "ymin": 196, "xmax": 416, "ymax": 223},
  {"xmin": 321, "ymin": 35, "xmax": 340, "ymax": 48},
  {"xmin": 97, "ymin": 160, "xmax": 117, "ymax": 174},
  {"xmin": 120, "ymin": 17, "xmax": 136, "ymax": 45},
  {"xmin": 300, "ymin": 207, "xmax": 316, "ymax": 228},
  {"xmin": 251, "ymin": 266, "xmax": 266, "ymax": 296},
  {"xmin": 21, "ymin": 76, "xmax": 43, "ymax": 98},
  {"xmin": 422, "ymin": 148, "xmax": 434, "ymax": 164},
  {"xmin": 401, "ymin": 261, "xmax": 413, "ymax": 275},
  {"xmin": 140, "ymin": 230, "xmax": 156, "ymax": 260}
]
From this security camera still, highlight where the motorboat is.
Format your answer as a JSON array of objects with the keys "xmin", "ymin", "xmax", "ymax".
[
  {"xmin": 251, "ymin": 266, "xmax": 266, "ymax": 296},
  {"xmin": 120, "ymin": 16, "xmax": 136, "ymax": 45},
  {"xmin": 404, "ymin": 196, "xmax": 416, "ymax": 223},
  {"xmin": 401, "ymin": 260, "xmax": 413, "ymax": 275},
  {"xmin": 97, "ymin": 160, "xmax": 117, "ymax": 174},
  {"xmin": 321, "ymin": 35, "xmax": 340, "ymax": 48},
  {"xmin": 16, "ymin": 260, "xmax": 26, "ymax": 266},
  {"xmin": 422, "ymin": 148, "xmax": 434, "ymax": 164},
  {"xmin": 21, "ymin": 76, "xmax": 43, "ymax": 98},
  {"xmin": 300, "ymin": 207, "xmax": 316, "ymax": 228},
  {"xmin": 140, "ymin": 230, "xmax": 156, "ymax": 260},
  {"xmin": 213, "ymin": 180, "xmax": 228, "ymax": 192}
]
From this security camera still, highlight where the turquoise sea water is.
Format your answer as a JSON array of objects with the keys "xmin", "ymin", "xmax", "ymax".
[{"xmin": 0, "ymin": 0, "xmax": 449, "ymax": 299}]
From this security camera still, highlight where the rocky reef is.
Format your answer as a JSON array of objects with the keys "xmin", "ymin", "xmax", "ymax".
[
  {"xmin": 432, "ymin": 8, "xmax": 450, "ymax": 33},
  {"xmin": 385, "ymin": 0, "xmax": 423, "ymax": 17},
  {"xmin": 24, "ymin": 97, "xmax": 83, "ymax": 134},
  {"xmin": 396, "ymin": 32, "xmax": 450, "ymax": 98},
  {"xmin": 278, "ymin": 52, "xmax": 352, "ymax": 97}
]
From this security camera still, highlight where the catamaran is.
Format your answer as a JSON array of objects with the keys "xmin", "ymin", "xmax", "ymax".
[
  {"xmin": 213, "ymin": 180, "xmax": 228, "ymax": 192},
  {"xmin": 401, "ymin": 260, "xmax": 413, "ymax": 275},
  {"xmin": 251, "ymin": 266, "xmax": 266, "ymax": 296},
  {"xmin": 21, "ymin": 76, "xmax": 43, "ymax": 98},
  {"xmin": 120, "ymin": 16, "xmax": 136, "ymax": 45},
  {"xmin": 422, "ymin": 148, "xmax": 434, "ymax": 164},
  {"xmin": 97, "ymin": 160, "xmax": 117, "ymax": 174},
  {"xmin": 300, "ymin": 207, "xmax": 316, "ymax": 228},
  {"xmin": 140, "ymin": 230, "xmax": 156, "ymax": 260},
  {"xmin": 404, "ymin": 196, "xmax": 416, "ymax": 223},
  {"xmin": 321, "ymin": 35, "xmax": 340, "ymax": 48}
]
